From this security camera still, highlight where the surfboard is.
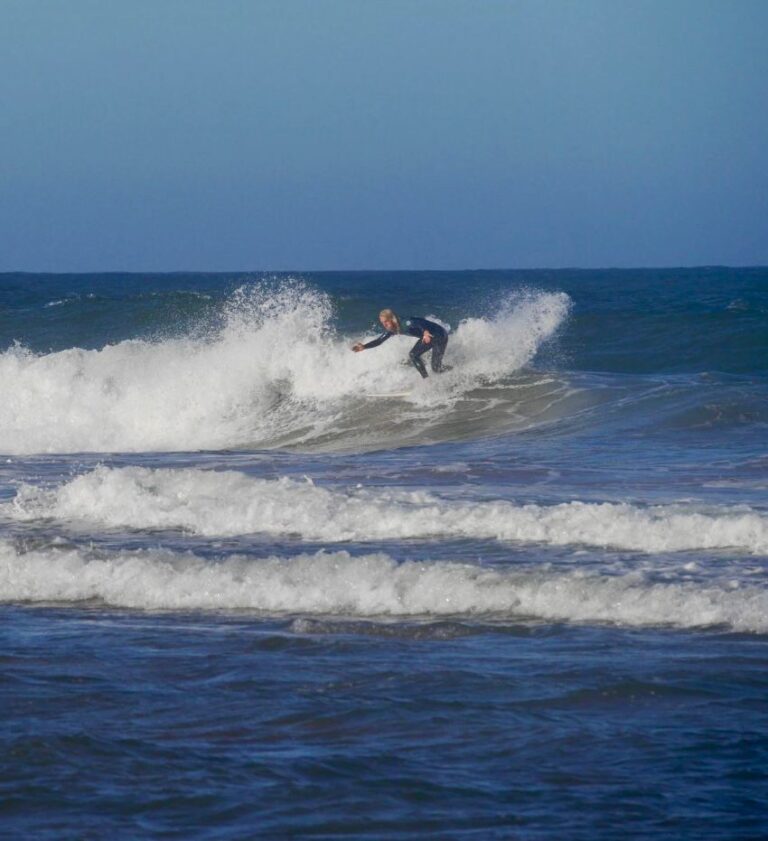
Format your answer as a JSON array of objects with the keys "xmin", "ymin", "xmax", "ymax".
[{"xmin": 365, "ymin": 391, "xmax": 413, "ymax": 398}]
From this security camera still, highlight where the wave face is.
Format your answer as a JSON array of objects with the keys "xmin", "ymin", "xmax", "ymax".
[
  {"xmin": 7, "ymin": 465, "xmax": 768, "ymax": 554},
  {"xmin": 0, "ymin": 282, "xmax": 570, "ymax": 455},
  {"xmin": 2, "ymin": 539, "xmax": 766, "ymax": 633}
]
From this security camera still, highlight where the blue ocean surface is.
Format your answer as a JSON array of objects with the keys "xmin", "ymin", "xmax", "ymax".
[{"xmin": 1, "ymin": 268, "xmax": 767, "ymax": 839}]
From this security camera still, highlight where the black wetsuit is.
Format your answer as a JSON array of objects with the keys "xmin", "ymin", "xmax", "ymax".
[{"xmin": 363, "ymin": 316, "xmax": 448, "ymax": 378}]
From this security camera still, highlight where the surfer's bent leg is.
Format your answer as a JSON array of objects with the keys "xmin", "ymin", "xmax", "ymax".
[
  {"xmin": 430, "ymin": 334, "xmax": 448, "ymax": 373},
  {"xmin": 408, "ymin": 340, "xmax": 430, "ymax": 378}
]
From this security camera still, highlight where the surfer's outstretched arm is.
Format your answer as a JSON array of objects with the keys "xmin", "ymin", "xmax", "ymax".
[{"xmin": 351, "ymin": 332, "xmax": 393, "ymax": 352}]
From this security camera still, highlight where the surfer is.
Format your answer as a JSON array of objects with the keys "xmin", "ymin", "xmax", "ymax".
[{"xmin": 352, "ymin": 309, "xmax": 448, "ymax": 378}]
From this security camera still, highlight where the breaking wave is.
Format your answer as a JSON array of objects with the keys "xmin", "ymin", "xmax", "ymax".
[
  {"xmin": 0, "ymin": 283, "xmax": 570, "ymax": 455},
  {"xmin": 1, "ymin": 540, "xmax": 765, "ymax": 632}
]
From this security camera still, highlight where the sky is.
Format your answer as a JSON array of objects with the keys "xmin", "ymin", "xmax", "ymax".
[{"xmin": 1, "ymin": 0, "xmax": 767, "ymax": 271}]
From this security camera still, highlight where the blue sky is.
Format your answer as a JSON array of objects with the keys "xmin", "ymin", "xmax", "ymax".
[{"xmin": 1, "ymin": 0, "xmax": 766, "ymax": 271}]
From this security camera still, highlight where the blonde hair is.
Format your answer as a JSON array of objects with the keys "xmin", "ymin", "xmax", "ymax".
[{"xmin": 379, "ymin": 308, "xmax": 401, "ymax": 332}]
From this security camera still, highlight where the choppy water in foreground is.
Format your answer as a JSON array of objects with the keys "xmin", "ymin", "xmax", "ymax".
[{"xmin": 1, "ymin": 268, "xmax": 767, "ymax": 838}]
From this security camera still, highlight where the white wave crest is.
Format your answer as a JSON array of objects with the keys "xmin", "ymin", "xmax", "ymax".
[
  {"xmin": 1, "ymin": 540, "xmax": 765, "ymax": 632},
  {"xmin": 7, "ymin": 466, "xmax": 768, "ymax": 554},
  {"xmin": 0, "ymin": 283, "xmax": 570, "ymax": 455}
]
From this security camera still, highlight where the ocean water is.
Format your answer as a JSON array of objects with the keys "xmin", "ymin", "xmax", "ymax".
[{"xmin": 1, "ymin": 268, "xmax": 766, "ymax": 839}]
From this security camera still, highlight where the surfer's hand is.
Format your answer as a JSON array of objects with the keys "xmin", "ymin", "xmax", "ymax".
[
  {"xmin": 423, "ymin": 331, "xmax": 432, "ymax": 344},
  {"xmin": 352, "ymin": 343, "xmax": 365, "ymax": 352}
]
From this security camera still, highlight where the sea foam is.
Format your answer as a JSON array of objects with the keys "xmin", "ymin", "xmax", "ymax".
[{"xmin": 6, "ymin": 465, "xmax": 768, "ymax": 554}]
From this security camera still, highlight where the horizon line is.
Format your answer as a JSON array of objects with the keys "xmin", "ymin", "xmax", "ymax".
[{"xmin": 2, "ymin": 264, "xmax": 767, "ymax": 276}]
